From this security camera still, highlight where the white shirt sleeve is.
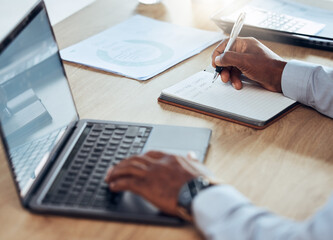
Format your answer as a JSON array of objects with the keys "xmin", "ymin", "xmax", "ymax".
[
  {"xmin": 191, "ymin": 60, "xmax": 333, "ymax": 239},
  {"xmin": 281, "ymin": 60, "xmax": 333, "ymax": 118},
  {"xmin": 193, "ymin": 185, "xmax": 333, "ymax": 240}
]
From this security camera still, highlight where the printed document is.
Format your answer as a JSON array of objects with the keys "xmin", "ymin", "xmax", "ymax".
[{"xmin": 60, "ymin": 15, "xmax": 222, "ymax": 80}]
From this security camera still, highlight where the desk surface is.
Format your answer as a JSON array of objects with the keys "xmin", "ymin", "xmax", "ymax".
[{"xmin": 1, "ymin": 0, "xmax": 333, "ymax": 239}]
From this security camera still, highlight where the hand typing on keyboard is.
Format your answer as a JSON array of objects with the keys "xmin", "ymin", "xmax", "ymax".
[{"xmin": 104, "ymin": 151, "xmax": 218, "ymax": 221}]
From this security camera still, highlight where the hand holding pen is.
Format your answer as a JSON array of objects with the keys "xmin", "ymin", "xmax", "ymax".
[
  {"xmin": 212, "ymin": 12, "xmax": 246, "ymax": 84},
  {"xmin": 211, "ymin": 36, "xmax": 287, "ymax": 92}
]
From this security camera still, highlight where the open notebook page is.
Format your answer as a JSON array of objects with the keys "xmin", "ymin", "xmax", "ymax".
[{"xmin": 161, "ymin": 71, "xmax": 296, "ymax": 122}]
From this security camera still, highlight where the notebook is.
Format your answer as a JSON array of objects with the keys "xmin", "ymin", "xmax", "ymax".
[
  {"xmin": 158, "ymin": 71, "xmax": 299, "ymax": 129},
  {"xmin": 0, "ymin": 1, "xmax": 211, "ymax": 225}
]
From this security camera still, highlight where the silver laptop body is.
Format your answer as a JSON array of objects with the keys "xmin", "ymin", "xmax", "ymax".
[{"xmin": 0, "ymin": 1, "xmax": 211, "ymax": 225}]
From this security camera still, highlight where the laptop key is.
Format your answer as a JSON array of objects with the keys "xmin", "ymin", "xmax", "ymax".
[
  {"xmin": 130, "ymin": 147, "xmax": 143, "ymax": 155},
  {"xmin": 89, "ymin": 179, "xmax": 99, "ymax": 187},
  {"xmin": 66, "ymin": 195, "xmax": 79, "ymax": 205},
  {"xmin": 123, "ymin": 137, "xmax": 134, "ymax": 143},
  {"xmin": 83, "ymin": 142, "xmax": 94, "ymax": 148},
  {"xmin": 103, "ymin": 150, "xmax": 115, "ymax": 156},
  {"xmin": 58, "ymin": 188, "xmax": 68, "ymax": 195},
  {"xmin": 116, "ymin": 125, "xmax": 128, "ymax": 130},
  {"xmin": 93, "ymin": 147, "xmax": 104, "ymax": 153},
  {"xmin": 127, "ymin": 126, "xmax": 139, "ymax": 135},
  {"xmin": 105, "ymin": 124, "xmax": 116, "ymax": 130},
  {"xmin": 99, "ymin": 135, "xmax": 109, "ymax": 141},
  {"xmin": 112, "ymin": 135, "xmax": 123, "ymax": 141},
  {"xmin": 68, "ymin": 169, "xmax": 79, "ymax": 176},
  {"xmin": 92, "ymin": 173, "xmax": 103, "ymax": 180},
  {"xmin": 92, "ymin": 124, "xmax": 104, "ymax": 131},
  {"xmin": 120, "ymin": 143, "xmax": 131, "ymax": 149},
  {"xmin": 79, "ymin": 196, "xmax": 93, "ymax": 206},
  {"xmin": 88, "ymin": 157, "xmax": 98, "ymax": 163},
  {"xmin": 114, "ymin": 129, "xmax": 126, "ymax": 135},
  {"xmin": 64, "ymin": 176, "xmax": 75, "ymax": 182},
  {"xmin": 109, "ymin": 139, "xmax": 120, "ymax": 145},
  {"xmin": 85, "ymin": 163, "xmax": 95, "ymax": 169},
  {"xmin": 82, "ymin": 169, "xmax": 92, "ymax": 175},
  {"xmin": 90, "ymin": 132, "xmax": 100, "ymax": 137}
]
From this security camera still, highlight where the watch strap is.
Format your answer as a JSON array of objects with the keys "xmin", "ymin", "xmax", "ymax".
[{"xmin": 177, "ymin": 176, "xmax": 213, "ymax": 220}]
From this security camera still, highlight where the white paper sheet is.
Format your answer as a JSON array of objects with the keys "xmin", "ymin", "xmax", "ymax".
[{"xmin": 60, "ymin": 15, "xmax": 222, "ymax": 80}]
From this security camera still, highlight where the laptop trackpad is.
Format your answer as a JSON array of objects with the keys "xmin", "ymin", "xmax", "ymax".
[
  {"xmin": 117, "ymin": 192, "xmax": 158, "ymax": 213},
  {"xmin": 143, "ymin": 125, "xmax": 211, "ymax": 163}
]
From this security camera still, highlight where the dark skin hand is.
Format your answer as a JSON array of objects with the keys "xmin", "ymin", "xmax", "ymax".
[
  {"xmin": 105, "ymin": 151, "xmax": 215, "ymax": 218},
  {"xmin": 212, "ymin": 37, "xmax": 287, "ymax": 92}
]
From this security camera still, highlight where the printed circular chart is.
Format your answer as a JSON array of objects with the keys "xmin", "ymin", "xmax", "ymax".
[{"xmin": 96, "ymin": 40, "xmax": 174, "ymax": 67}]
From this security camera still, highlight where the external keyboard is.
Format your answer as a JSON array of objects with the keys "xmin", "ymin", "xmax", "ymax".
[{"xmin": 222, "ymin": 6, "xmax": 325, "ymax": 36}]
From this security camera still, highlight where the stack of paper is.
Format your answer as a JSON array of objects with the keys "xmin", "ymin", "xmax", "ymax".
[{"xmin": 60, "ymin": 15, "xmax": 222, "ymax": 80}]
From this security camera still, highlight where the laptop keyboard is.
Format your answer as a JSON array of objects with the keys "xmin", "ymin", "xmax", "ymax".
[{"xmin": 42, "ymin": 123, "xmax": 152, "ymax": 209}]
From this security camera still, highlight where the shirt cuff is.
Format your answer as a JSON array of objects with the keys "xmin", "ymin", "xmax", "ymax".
[
  {"xmin": 281, "ymin": 60, "xmax": 315, "ymax": 104},
  {"xmin": 192, "ymin": 185, "xmax": 249, "ymax": 232}
]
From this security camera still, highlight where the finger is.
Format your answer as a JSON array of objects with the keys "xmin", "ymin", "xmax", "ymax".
[
  {"xmin": 109, "ymin": 177, "xmax": 144, "ymax": 194},
  {"xmin": 213, "ymin": 38, "xmax": 254, "ymax": 68},
  {"xmin": 105, "ymin": 161, "xmax": 148, "ymax": 182},
  {"xmin": 105, "ymin": 166, "xmax": 114, "ymax": 182},
  {"xmin": 107, "ymin": 166, "xmax": 146, "ymax": 182},
  {"xmin": 213, "ymin": 38, "xmax": 229, "ymax": 57},
  {"xmin": 213, "ymin": 38, "xmax": 247, "ymax": 65},
  {"xmin": 117, "ymin": 155, "xmax": 153, "ymax": 168},
  {"xmin": 144, "ymin": 150, "xmax": 169, "ymax": 160},
  {"xmin": 220, "ymin": 68, "xmax": 230, "ymax": 83},
  {"xmin": 187, "ymin": 151, "xmax": 198, "ymax": 161},
  {"xmin": 211, "ymin": 38, "xmax": 229, "ymax": 68},
  {"xmin": 230, "ymin": 67, "xmax": 243, "ymax": 90},
  {"xmin": 114, "ymin": 159, "xmax": 149, "ymax": 173}
]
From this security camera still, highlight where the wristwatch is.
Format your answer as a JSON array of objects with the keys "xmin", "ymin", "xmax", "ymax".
[{"xmin": 177, "ymin": 176, "xmax": 213, "ymax": 221}]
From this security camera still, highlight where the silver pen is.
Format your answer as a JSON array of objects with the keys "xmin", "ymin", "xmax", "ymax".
[{"xmin": 212, "ymin": 12, "xmax": 246, "ymax": 83}]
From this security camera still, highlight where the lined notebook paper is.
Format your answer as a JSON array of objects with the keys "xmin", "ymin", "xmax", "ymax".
[{"xmin": 159, "ymin": 71, "xmax": 298, "ymax": 128}]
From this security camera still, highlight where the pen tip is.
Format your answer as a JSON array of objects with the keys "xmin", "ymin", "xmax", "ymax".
[{"xmin": 212, "ymin": 73, "xmax": 218, "ymax": 83}]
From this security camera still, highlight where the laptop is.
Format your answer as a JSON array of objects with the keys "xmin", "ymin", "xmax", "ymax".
[{"xmin": 0, "ymin": 1, "xmax": 211, "ymax": 225}]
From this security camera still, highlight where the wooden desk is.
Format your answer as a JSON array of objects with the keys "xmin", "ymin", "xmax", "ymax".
[{"xmin": 1, "ymin": 0, "xmax": 333, "ymax": 239}]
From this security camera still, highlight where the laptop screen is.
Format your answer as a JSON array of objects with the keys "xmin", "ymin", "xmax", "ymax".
[{"xmin": 0, "ymin": 3, "xmax": 78, "ymax": 196}]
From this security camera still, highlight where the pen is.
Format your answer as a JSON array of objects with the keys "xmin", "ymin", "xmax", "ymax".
[{"xmin": 212, "ymin": 12, "xmax": 246, "ymax": 83}]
